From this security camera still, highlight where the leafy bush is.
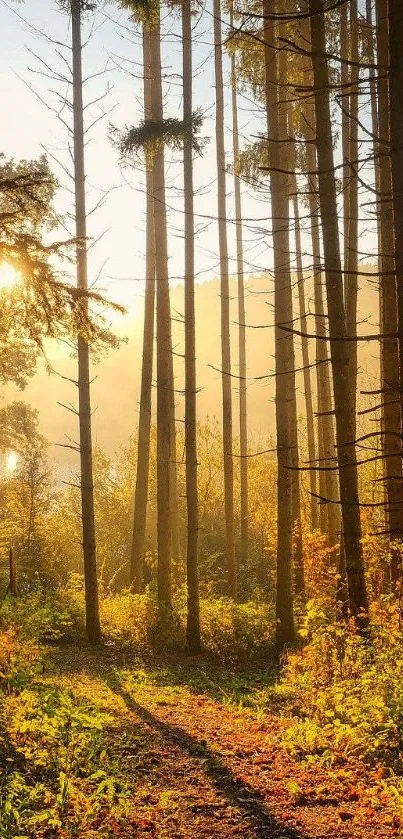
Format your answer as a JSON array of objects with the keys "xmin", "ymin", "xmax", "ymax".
[
  {"xmin": 0, "ymin": 586, "xmax": 84, "ymax": 646},
  {"xmin": 100, "ymin": 592, "xmax": 274, "ymax": 661},
  {"xmin": 196, "ymin": 597, "xmax": 274, "ymax": 662},
  {"xmin": 0, "ymin": 629, "xmax": 42, "ymax": 693},
  {"xmin": 275, "ymin": 598, "xmax": 403, "ymax": 769},
  {"xmin": 100, "ymin": 591, "xmax": 184, "ymax": 652}
]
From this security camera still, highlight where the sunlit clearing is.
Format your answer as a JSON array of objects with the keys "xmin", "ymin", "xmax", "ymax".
[
  {"xmin": 6, "ymin": 451, "xmax": 18, "ymax": 473},
  {"xmin": 0, "ymin": 263, "xmax": 20, "ymax": 291}
]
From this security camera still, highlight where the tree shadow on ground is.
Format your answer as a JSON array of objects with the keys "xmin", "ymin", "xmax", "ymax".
[
  {"xmin": 103, "ymin": 668, "xmax": 310, "ymax": 839},
  {"xmin": 48, "ymin": 644, "xmax": 282, "ymax": 709}
]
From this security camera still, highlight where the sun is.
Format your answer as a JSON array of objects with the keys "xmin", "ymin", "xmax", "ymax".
[
  {"xmin": 0, "ymin": 263, "xmax": 20, "ymax": 291},
  {"xmin": 6, "ymin": 451, "xmax": 18, "ymax": 473}
]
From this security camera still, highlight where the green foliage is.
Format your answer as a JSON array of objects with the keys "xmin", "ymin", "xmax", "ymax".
[
  {"xmin": 196, "ymin": 597, "xmax": 274, "ymax": 663},
  {"xmin": 112, "ymin": 110, "xmax": 208, "ymax": 169},
  {"xmin": 0, "ymin": 153, "xmax": 124, "ymax": 386},
  {"xmin": 0, "ymin": 590, "xmax": 84, "ymax": 645},
  {"xmin": 116, "ymin": 0, "xmax": 160, "ymax": 26},
  {"xmin": 272, "ymin": 599, "xmax": 403, "ymax": 771}
]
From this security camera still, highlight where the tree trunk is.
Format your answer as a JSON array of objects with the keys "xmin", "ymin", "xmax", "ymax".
[
  {"xmin": 149, "ymin": 8, "xmax": 172, "ymax": 609},
  {"xmin": 8, "ymin": 547, "xmax": 17, "ymax": 597},
  {"xmin": 130, "ymin": 26, "xmax": 156, "ymax": 592},
  {"xmin": 230, "ymin": 10, "xmax": 248, "ymax": 578},
  {"xmin": 183, "ymin": 0, "xmax": 201, "ymax": 653},
  {"xmin": 341, "ymin": 0, "xmax": 350, "ymax": 277},
  {"xmin": 291, "ymin": 168, "xmax": 318, "ymax": 531},
  {"xmin": 263, "ymin": 0, "xmax": 295, "ymax": 645},
  {"xmin": 213, "ymin": 0, "xmax": 236, "ymax": 599},
  {"xmin": 167, "ymin": 314, "xmax": 181, "ymax": 564},
  {"xmin": 306, "ymin": 159, "xmax": 346, "ymax": 605},
  {"xmin": 380, "ymin": 0, "xmax": 403, "ymax": 582},
  {"xmin": 309, "ymin": 0, "xmax": 369, "ymax": 627},
  {"xmin": 279, "ymin": 100, "xmax": 304, "ymax": 600},
  {"xmin": 71, "ymin": 0, "xmax": 101, "ymax": 645},
  {"xmin": 345, "ymin": 0, "xmax": 359, "ymax": 430}
]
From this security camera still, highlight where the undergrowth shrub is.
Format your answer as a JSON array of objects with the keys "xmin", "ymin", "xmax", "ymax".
[
  {"xmin": 196, "ymin": 597, "xmax": 274, "ymax": 662},
  {"xmin": 100, "ymin": 591, "xmax": 184, "ymax": 652},
  {"xmin": 0, "ymin": 582, "xmax": 275, "ymax": 663},
  {"xmin": 100, "ymin": 592, "xmax": 274, "ymax": 661},
  {"xmin": 276, "ymin": 598, "xmax": 403, "ymax": 769},
  {"xmin": 0, "ymin": 585, "xmax": 84, "ymax": 645},
  {"xmin": 0, "ymin": 629, "xmax": 42, "ymax": 694}
]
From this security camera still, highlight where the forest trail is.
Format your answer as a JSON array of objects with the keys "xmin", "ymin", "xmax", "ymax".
[{"xmin": 43, "ymin": 647, "xmax": 395, "ymax": 839}]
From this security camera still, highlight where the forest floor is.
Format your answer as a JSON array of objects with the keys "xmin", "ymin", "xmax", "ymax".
[{"xmin": 12, "ymin": 644, "xmax": 395, "ymax": 839}]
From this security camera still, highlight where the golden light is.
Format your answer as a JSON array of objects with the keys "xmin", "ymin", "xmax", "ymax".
[
  {"xmin": 0, "ymin": 263, "xmax": 20, "ymax": 291},
  {"xmin": 6, "ymin": 452, "xmax": 18, "ymax": 473}
]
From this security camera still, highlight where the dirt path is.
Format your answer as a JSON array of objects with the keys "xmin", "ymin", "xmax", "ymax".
[{"xmin": 48, "ymin": 648, "xmax": 398, "ymax": 839}]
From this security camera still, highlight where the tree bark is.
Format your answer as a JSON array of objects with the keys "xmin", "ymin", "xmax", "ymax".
[
  {"xmin": 345, "ymin": 0, "xmax": 359, "ymax": 430},
  {"xmin": 263, "ymin": 0, "xmax": 295, "ymax": 644},
  {"xmin": 71, "ymin": 0, "xmax": 101, "ymax": 645},
  {"xmin": 183, "ymin": 0, "xmax": 201, "ymax": 653},
  {"xmin": 149, "ymin": 8, "xmax": 172, "ymax": 609},
  {"xmin": 381, "ymin": 0, "xmax": 403, "ymax": 582},
  {"xmin": 130, "ymin": 26, "xmax": 156, "ymax": 592},
  {"xmin": 230, "ymin": 10, "xmax": 249, "ymax": 578},
  {"xmin": 213, "ymin": 0, "xmax": 236, "ymax": 599},
  {"xmin": 309, "ymin": 0, "xmax": 369, "ymax": 627},
  {"xmin": 341, "ymin": 0, "xmax": 350, "ymax": 278},
  {"xmin": 291, "ymin": 169, "xmax": 318, "ymax": 532},
  {"xmin": 167, "ymin": 316, "xmax": 181, "ymax": 564}
]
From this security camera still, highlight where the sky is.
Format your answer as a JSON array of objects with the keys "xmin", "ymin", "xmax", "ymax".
[
  {"xmin": 0, "ymin": 0, "xmax": 274, "ymax": 316},
  {"xmin": 0, "ymin": 0, "xmax": 380, "ymax": 465},
  {"xmin": 0, "ymin": 0, "xmax": 379, "ymax": 308}
]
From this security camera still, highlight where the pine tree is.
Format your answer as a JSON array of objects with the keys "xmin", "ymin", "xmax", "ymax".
[
  {"xmin": 71, "ymin": 0, "xmax": 101, "ymax": 644},
  {"xmin": 183, "ymin": 0, "xmax": 201, "ymax": 653},
  {"xmin": 263, "ymin": 0, "xmax": 295, "ymax": 645},
  {"xmin": 309, "ymin": 0, "xmax": 368, "ymax": 627},
  {"xmin": 130, "ymin": 26, "xmax": 156, "ymax": 592},
  {"xmin": 230, "ymin": 8, "xmax": 249, "ymax": 575},
  {"xmin": 213, "ymin": 0, "xmax": 236, "ymax": 598}
]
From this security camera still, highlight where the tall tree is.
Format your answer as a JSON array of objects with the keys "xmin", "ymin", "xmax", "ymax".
[
  {"xmin": 263, "ymin": 0, "xmax": 295, "ymax": 644},
  {"xmin": 344, "ymin": 0, "xmax": 359, "ymax": 429},
  {"xmin": 213, "ymin": 0, "xmax": 237, "ymax": 598},
  {"xmin": 149, "ymin": 5, "xmax": 173, "ymax": 609},
  {"xmin": 376, "ymin": 0, "xmax": 403, "ymax": 582},
  {"xmin": 309, "ymin": 0, "xmax": 368, "ymax": 626},
  {"xmin": 130, "ymin": 26, "xmax": 156, "ymax": 592},
  {"xmin": 291, "ymin": 169, "xmax": 318, "ymax": 532},
  {"xmin": 71, "ymin": 0, "xmax": 101, "ymax": 644},
  {"xmin": 183, "ymin": 0, "xmax": 201, "ymax": 653},
  {"xmin": 230, "ymin": 8, "xmax": 249, "ymax": 574},
  {"xmin": 388, "ymin": 0, "xmax": 403, "ymax": 585}
]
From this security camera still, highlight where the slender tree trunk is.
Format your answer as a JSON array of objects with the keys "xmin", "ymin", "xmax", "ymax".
[
  {"xmin": 279, "ymin": 98, "xmax": 304, "ymax": 599},
  {"xmin": 213, "ymin": 0, "xmax": 236, "ymax": 598},
  {"xmin": 263, "ymin": 0, "xmax": 295, "ymax": 644},
  {"xmin": 149, "ymin": 9, "xmax": 172, "ymax": 609},
  {"xmin": 388, "ymin": 0, "xmax": 403, "ymax": 584},
  {"xmin": 376, "ymin": 0, "xmax": 403, "ymax": 582},
  {"xmin": 8, "ymin": 547, "xmax": 17, "ymax": 597},
  {"xmin": 130, "ymin": 26, "xmax": 156, "ymax": 592},
  {"xmin": 366, "ymin": 0, "xmax": 381, "ymax": 254},
  {"xmin": 298, "ymin": 9, "xmax": 341, "ymax": 551},
  {"xmin": 306, "ymin": 141, "xmax": 340, "ymax": 550},
  {"xmin": 309, "ymin": 0, "xmax": 368, "ymax": 627},
  {"xmin": 341, "ymin": 0, "xmax": 350, "ymax": 278},
  {"xmin": 71, "ymin": 0, "xmax": 101, "ymax": 645},
  {"xmin": 167, "ymin": 316, "xmax": 181, "ymax": 564},
  {"xmin": 230, "ymin": 10, "xmax": 248, "ymax": 576},
  {"xmin": 183, "ymin": 0, "xmax": 201, "ymax": 653},
  {"xmin": 291, "ymin": 169, "xmax": 318, "ymax": 531},
  {"xmin": 345, "ymin": 0, "xmax": 359, "ymax": 428}
]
